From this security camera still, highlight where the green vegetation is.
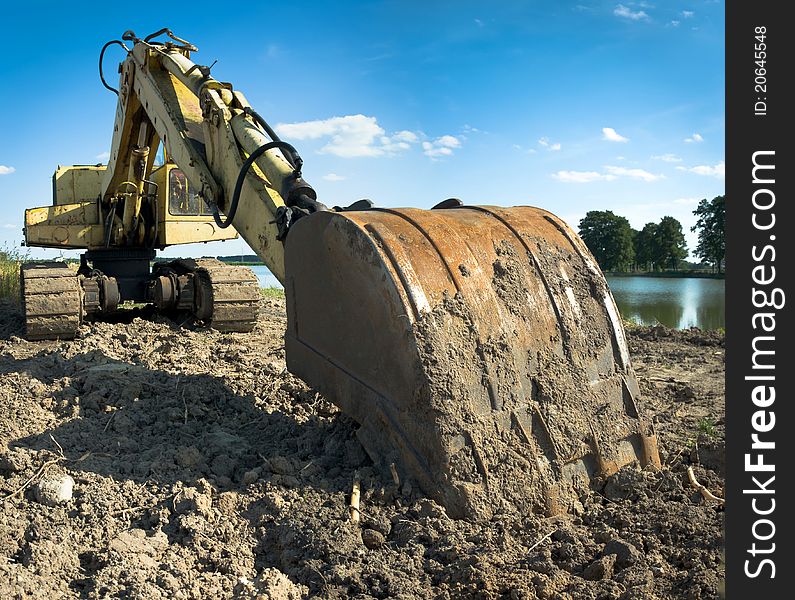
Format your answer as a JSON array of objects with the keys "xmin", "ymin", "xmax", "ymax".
[
  {"xmin": 260, "ymin": 287, "xmax": 285, "ymax": 299},
  {"xmin": 579, "ymin": 198, "xmax": 726, "ymax": 276},
  {"xmin": 691, "ymin": 195, "xmax": 726, "ymax": 274},
  {"xmin": 578, "ymin": 211, "xmax": 635, "ymax": 271},
  {"xmin": 631, "ymin": 216, "xmax": 689, "ymax": 271},
  {"xmin": 217, "ymin": 254, "xmax": 263, "ymax": 265},
  {"xmin": 0, "ymin": 247, "xmax": 24, "ymax": 302},
  {"xmin": 697, "ymin": 417, "xmax": 718, "ymax": 439}
]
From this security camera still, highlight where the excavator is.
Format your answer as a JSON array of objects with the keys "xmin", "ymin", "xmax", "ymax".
[{"xmin": 20, "ymin": 29, "xmax": 660, "ymax": 520}]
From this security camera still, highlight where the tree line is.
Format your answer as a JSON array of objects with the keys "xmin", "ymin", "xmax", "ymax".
[{"xmin": 577, "ymin": 195, "xmax": 725, "ymax": 273}]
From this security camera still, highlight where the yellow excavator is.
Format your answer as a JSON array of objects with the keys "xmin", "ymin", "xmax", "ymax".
[{"xmin": 21, "ymin": 29, "xmax": 660, "ymax": 520}]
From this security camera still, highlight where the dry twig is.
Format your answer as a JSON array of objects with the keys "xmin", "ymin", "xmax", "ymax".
[
  {"xmin": 389, "ymin": 463, "xmax": 400, "ymax": 487},
  {"xmin": 2, "ymin": 456, "xmax": 64, "ymax": 500},
  {"xmin": 349, "ymin": 476, "xmax": 361, "ymax": 524},
  {"xmin": 687, "ymin": 466, "xmax": 725, "ymax": 504},
  {"xmin": 528, "ymin": 530, "xmax": 554, "ymax": 552}
]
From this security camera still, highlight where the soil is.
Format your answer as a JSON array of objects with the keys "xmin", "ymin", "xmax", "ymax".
[{"xmin": 0, "ymin": 298, "xmax": 725, "ymax": 599}]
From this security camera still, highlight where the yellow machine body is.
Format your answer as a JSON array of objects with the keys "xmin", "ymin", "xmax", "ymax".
[{"xmin": 24, "ymin": 164, "xmax": 239, "ymax": 250}]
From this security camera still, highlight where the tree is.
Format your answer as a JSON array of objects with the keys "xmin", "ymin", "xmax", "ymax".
[
  {"xmin": 634, "ymin": 222, "xmax": 659, "ymax": 271},
  {"xmin": 578, "ymin": 211, "xmax": 635, "ymax": 271},
  {"xmin": 655, "ymin": 216, "xmax": 688, "ymax": 270},
  {"xmin": 691, "ymin": 195, "xmax": 726, "ymax": 273}
]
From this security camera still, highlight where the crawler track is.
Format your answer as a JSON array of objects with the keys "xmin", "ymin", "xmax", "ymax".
[
  {"xmin": 189, "ymin": 258, "xmax": 260, "ymax": 332},
  {"xmin": 20, "ymin": 262, "xmax": 82, "ymax": 340}
]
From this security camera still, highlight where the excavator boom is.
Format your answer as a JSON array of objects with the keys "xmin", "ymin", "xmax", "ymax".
[{"xmin": 20, "ymin": 30, "xmax": 659, "ymax": 520}]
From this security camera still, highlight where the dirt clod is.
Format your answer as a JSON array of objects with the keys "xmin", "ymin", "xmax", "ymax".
[
  {"xmin": 361, "ymin": 528, "xmax": 386, "ymax": 549},
  {"xmin": 33, "ymin": 472, "xmax": 74, "ymax": 506}
]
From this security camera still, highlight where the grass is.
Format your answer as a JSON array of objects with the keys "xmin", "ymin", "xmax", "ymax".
[
  {"xmin": 260, "ymin": 287, "xmax": 285, "ymax": 299},
  {"xmin": 697, "ymin": 417, "xmax": 717, "ymax": 439},
  {"xmin": 0, "ymin": 247, "xmax": 25, "ymax": 303}
]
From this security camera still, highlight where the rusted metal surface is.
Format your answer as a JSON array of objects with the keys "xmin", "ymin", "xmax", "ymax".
[{"xmin": 284, "ymin": 205, "xmax": 660, "ymax": 519}]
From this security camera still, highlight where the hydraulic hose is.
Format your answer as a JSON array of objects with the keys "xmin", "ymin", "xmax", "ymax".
[
  {"xmin": 99, "ymin": 40, "xmax": 129, "ymax": 95},
  {"xmin": 213, "ymin": 141, "xmax": 303, "ymax": 229},
  {"xmin": 243, "ymin": 108, "xmax": 302, "ymax": 171}
]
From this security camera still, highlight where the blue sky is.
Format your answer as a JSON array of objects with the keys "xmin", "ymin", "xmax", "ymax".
[{"xmin": 0, "ymin": 1, "xmax": 724, "ymax": 262}]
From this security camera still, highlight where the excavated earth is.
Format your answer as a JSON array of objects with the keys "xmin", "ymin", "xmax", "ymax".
[{"xmin": 0, "ymin": 297, "xmax": 725, "ymax": 599}]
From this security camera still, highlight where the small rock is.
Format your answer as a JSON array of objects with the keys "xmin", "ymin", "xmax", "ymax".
[
  {"xmin": 34, "ymin": 474, "xmax": 74, "ymax": 506},
  {"xmin": 602, "ymin": 538, "xmax": 642, "ymax": 570},
  {"xmin": 364, "ymin": 514, "xmax": 392, "ymax": 537},
  {"xmin": 215, "ymin": 475, "xmax": 233, "ymax": 489},
  {"xmin": 174, "ymin": 446, "xmax": 203, "ymax": 468},
  {"xmin": 280, "ymin": 475, "xmax": 300, "ymax": 488},
  {"xmin": 242, "ymin": 468, "xmax": 260, "ymax": 485},
  {"xmin": 174, "ymin": 487, "xmax": 212, "ymax": 517},
  {"xmin": 269, "ymin": 456, "xmax": 294, "ymax": 476},
  {"xmin": 210, "ymin": 454, "xmax": 237, "ymax": 478},
  {"xmin": 361, "ymin": 528, "xmax": 385, "ymax": 549},
  {"xmin": 583, "ymin": 554, "xmax": 616, "ymax": 581}
]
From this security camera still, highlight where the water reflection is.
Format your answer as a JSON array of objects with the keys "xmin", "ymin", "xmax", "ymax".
[{"xmin": 606, "ymin": 276, "xmax": 725, "ymax": 330}]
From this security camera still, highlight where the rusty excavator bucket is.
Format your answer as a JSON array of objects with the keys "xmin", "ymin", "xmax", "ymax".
[{"xmin": 284, "ymin": 205, "xmax": 660, "ymax": 520}]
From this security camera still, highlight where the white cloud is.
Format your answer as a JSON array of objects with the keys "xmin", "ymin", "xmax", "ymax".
[
  {"xmin": 670, "ymin": 20, "xmax": 681, "ymax": 27},
  {"xmin": 0, "ymin": 165, "xmax": 15, "ymax": 175},
  {"xmin": 604, "ymin": 165, "xmax": 664, "ymax": 182},
  {"xmin": 422, "ymin": 135, "xmax": 462, "ymax": 158},
  {"xmin": 391, "ymin": 130, "xmax": 418, "ymax": 143},
  {"xmin": 538, "ymin": 137, "xmax": 561, "ymax": 151},
  {"xmin": 678, "ymin": 161, "xmax": 725, "ymax": 178},
  {"xmin": 322, "ymin": 173, "xmax": 346, "ymax": 182},
  {"xmin": 673, "ymin": 197, "xmax": 700, "ymax": 205},
  {"xmin": 552, "ymin": 170, "xmax": 615, "ymax": 183},
  {"xmin": 2, "ymin": 223, "xmax": 17, "ymax": 229},
  {"xmin": 552, "ymin": 164, "xmax": 664, "ymax": 183},
  {"xmin": 684, "ymin": 133, "xmax": 704, "ymax": 143},
  {"xmin": 614, "ymin": 4, "xmax": 649, "ymax": 21},
  {"xmin": 651, "ymin": 153, "xmax": 683, "ymax": 162},
  {"xmin": 275, "ymin": 115, "xmax": 419, "ymax": 158},
  {"xmin": 681, "ymin": 10, "xmax": 695, "ymax": 18},
  {"xmin": 602, "ymin": 127, "xmax": 629, "ymax": 143},
  {"xmin": 96, "ymin": 151, "xmax": 110, "ymax": 161}
]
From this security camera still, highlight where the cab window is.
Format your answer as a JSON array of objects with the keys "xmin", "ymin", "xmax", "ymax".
[{"xmin": 168, "ymin": 169, "xmax": 213, "ymax": 216}]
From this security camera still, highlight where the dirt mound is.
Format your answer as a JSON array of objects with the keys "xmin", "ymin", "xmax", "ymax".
[
  {"xmin": 0, "ymin": 298, "xmax": 724, "ymax": 598},
  {"xmin": 628, "ymin": 324, "xmax": 725, "ymax": 347}
]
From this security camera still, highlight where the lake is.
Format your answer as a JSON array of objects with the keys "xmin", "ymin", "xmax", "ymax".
[
  {"xmin": 250, "ymin": 265, "xmax": 283, "ymax": 289},
  {"xmin": 606, "ymin": 275, "xmax": 725, "ymax": 330},
  {"xmin": 250, "ymin": 266, "xmax": 725, "ymax": 331}
]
